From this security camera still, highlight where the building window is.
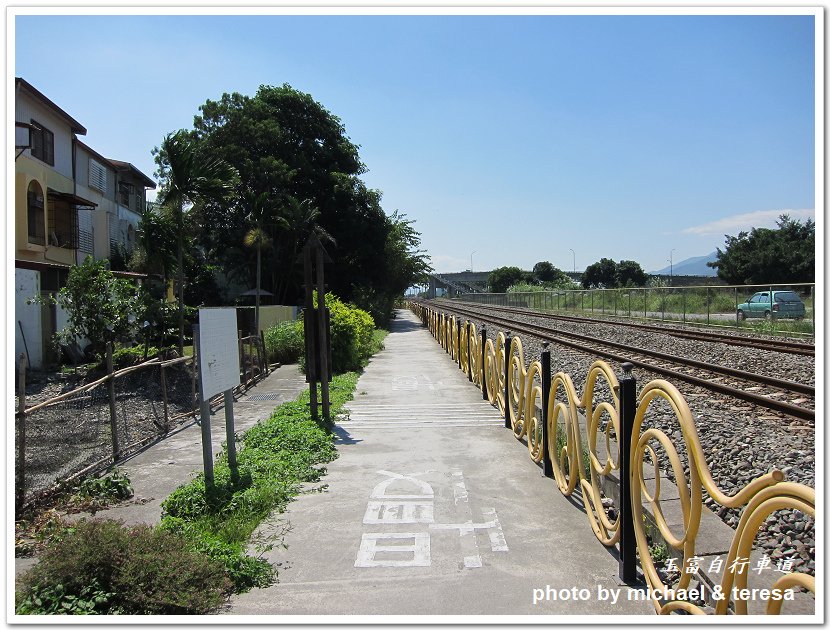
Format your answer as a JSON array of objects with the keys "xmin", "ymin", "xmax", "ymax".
[
  {"xmin": 29, "ymin": 119, "xmax": 54, "ymax": 166},
  {"xmin": 48, "ymin": 200, "xmax": 79, "ymax": 249},
  {"xmin": 27, "ymin": 181, "xmax": 45, "ymax": 245},
  {"xmin": 89, "ymin": 159, "xmax": 107, "ymax": 193},
  {"xmin": 118, "ymin": 182, "xmax": 133, "ymax": 207}
]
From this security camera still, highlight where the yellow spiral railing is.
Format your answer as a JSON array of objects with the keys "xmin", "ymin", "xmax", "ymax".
[{"xmin": 410, "ymin": 302, "xmax": 814, "ymax": 616}]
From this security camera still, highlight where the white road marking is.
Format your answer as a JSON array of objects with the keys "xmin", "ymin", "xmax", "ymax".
[
  {"xmin": 354, "ymin": 533, "xmax": 431, "ymax": 567},
  {"xmin": 355, "ymin": 470, "xmax": 508, "ymax": 570},
  {"xmin": 370, "ymin": 470, "xmax": 434, "ymax": 500},
  {"xmin": 482, "ymin": 508, "xmax": 509, "ymax": 552},
  {"xmin": 392, "ymin": 376, "xmax": 418, "ymax": 391},
  {"xmin": 420, "ymin": 374, "xmax": 444, "ymax": 390},
  {"xmin": 363, "ymin": 500, "xmax": 434, "ymax": 524},
  {"xmin": 451, "ymin": 468, "xmax": 469, "ymax": 505},
  {"xmin": 464, "ymin": 555, "xmax": 483, "ymax": 568}
]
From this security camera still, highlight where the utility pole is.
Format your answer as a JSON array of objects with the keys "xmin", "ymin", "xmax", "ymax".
[{"xmin": 669, "ymin": 249, "xmax": 675, "ymax": 285}]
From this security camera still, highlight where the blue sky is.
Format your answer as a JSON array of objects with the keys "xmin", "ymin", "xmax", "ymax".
[{"xmin": 14, "ymin": 11, "xmax": 817, "ymax": 273}]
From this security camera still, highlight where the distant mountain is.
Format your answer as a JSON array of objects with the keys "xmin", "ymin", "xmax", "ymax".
[{"xmin": 651, "ymin": 252, "xmax": 719, "ymax": 277}]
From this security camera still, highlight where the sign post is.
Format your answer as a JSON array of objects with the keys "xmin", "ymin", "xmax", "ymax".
[{"xmin": 195, "ymin": 308, "xmax": 242, "ymax": 484}]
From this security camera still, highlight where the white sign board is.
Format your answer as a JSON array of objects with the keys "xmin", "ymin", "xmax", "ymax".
[{"xmin": 197, "ymin": 308, "xmax": 241, "ymax": 399}]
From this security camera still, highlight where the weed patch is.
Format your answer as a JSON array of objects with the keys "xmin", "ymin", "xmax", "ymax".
[
  {"xmin": 157, "ymin": 372, "xmax": 358, "ymax": 592},
  {"xmin": 16, "ymin": 369, "xmax": 363, "ymax": 614}
]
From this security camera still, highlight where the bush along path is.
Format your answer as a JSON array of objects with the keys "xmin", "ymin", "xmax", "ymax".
[{"xmin": 16, "ymin": 372, "xmax": 360, "ymax": 615}]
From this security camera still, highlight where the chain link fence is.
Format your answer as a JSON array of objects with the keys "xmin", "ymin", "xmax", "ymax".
[
  {"xmin": 14, "ymin": 333, "xmax": 269, "ymax": 513},
  {"xmin": 458, "ymin": 283, "xmax": 815, "ymax": 337}
]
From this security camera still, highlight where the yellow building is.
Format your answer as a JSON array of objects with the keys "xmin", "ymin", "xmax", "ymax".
[{"xmin": 14, "ymin": 78, "xmax": 154, "ymax": 368}]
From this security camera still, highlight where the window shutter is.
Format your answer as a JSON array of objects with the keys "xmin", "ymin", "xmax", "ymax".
[{"xmin": 89, "ymin": 159, "xmax": 107, "ymax": 192}]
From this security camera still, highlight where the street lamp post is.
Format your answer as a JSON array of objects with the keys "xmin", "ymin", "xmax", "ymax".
[
  {"xmin": 471, "ymin": 250, "xmax": 477, "ymax": 273},
  {"xmin": 669, "ymin": 249, "xmax": 675, "ymax": 285},
  {"xmin": 569, "ymin": 248, "xmax": 576, "ymax": 274}
]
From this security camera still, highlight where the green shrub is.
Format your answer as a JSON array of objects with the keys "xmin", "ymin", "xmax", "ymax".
[
  {"xmin": 16, "ymin": 519, "xmax": 231, "ymax": 615},
  {"xmin": 111, "ymin": 346, "xmax": 158, "ymax": 370},
  {"xmin": 263, "ymin": 320, "xmax": 304, "ymax": 364},
  {"xmin": 304, "ymin": 294, "xmax": 376, "ymax": 373}
]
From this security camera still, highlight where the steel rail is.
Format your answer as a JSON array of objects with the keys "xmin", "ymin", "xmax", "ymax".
[
  {"xmin": 422, "ymin": 301, "xmax": 815, "ymax": 422},
  {"xmin": 445, "ymin": 299, "xmax": 815, "ymax": 356}
]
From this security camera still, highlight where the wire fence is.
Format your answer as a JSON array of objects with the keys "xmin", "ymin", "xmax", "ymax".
[
  {"xmin": 14, "ymin": 333, "xmax": 269, "ymax": 513},
  {"xmin": 457, "ymin": 282, "xmax": 815, "ymax": 337}
]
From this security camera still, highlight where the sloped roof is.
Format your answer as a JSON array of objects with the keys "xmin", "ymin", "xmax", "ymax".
[
  {"xmin": 108, "ymin": 159, "xmax": 156, "ymax": 189},
  {"xmin": 15, "ymin": 77, "xmax": 87, "ymax": 135}
]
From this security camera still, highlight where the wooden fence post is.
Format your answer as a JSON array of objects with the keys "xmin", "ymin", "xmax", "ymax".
[
  {"xmin": 106, "ymin": 343, "xmax": 121, "ymax": 461},
  {"xmin": 159, "ymin": 363, "xmax": 170, "ymax": 432}
]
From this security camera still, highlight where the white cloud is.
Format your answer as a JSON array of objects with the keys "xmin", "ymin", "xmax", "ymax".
[{"xmin": 681, "ymin": 209, "xmax": 815, "ymax": 236}]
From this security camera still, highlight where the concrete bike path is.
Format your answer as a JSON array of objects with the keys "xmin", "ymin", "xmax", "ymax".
[{"xmin": 228, "ymin": 309, "xmax": 650, "ymax": 617}]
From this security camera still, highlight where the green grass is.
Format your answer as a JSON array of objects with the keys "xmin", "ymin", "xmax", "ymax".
[
  {"xmin": 158, "ymin": 372, "xmax": 359, "ymax": 592},
  {"xmin": 17, "ymin": 372, "xmax": 362, "ymax": 614},
  {"xmin": 368, "ymin": 329, "xmax": 389, "ymax": 359}
]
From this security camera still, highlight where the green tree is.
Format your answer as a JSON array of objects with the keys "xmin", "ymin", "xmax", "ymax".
[
  {"xmin": 45, "ymin": 257, "xmax": 142, "ymax": 358},
  {"xmin": 130, "ymin": 202, "xmax": 178, "ymax": 284},
  {"xmin": 708, "ymin": 215, "xmax": 815, "ymax": 284},
  {"xmin": 531, "ymin": 261, "xmax": 573, "ymax": 289},
  {"xmin": 489, "ymin": 266, "xmax": 530, "ymax": 293},
  {"xmin": 582, "ymin": 258, "xmax": 618, "ymax": 289},
  {"xmin": 616, "ymin": 260, "xmax": 648, "ymax": 287},
  {"xmin": 352, "ymin": 211, "xmax": 431, "ymax": 324},
  {"xmin": 242, "ymin": 190, "xmax": 289, "ymax": 334},
  {"xmin": 180, "ymin": 84, "xmax": 424, "ymax": 322},
  {"xmin": 272, "ymin": 196, "xmax": 334, "ymax": 305},
  {"xmin": 531, "ymin": 261, "xmax": 556, "ymax": 283},
  {"xmin": 155, "ymin": 130, "xmax": 239, "ymax": 356}
]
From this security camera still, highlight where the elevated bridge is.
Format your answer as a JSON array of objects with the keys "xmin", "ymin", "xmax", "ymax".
[
  {"xmin": 425, "ymin": 270, "xmax": 585, "ymax": 298},
  {"xmin": 426, "ymin": 271, "xmax": 490, "ymax": 298}
]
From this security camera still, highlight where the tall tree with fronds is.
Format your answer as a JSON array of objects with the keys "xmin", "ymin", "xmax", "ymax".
[
  {"xmin": 134, "ymin": 201, "xmax": 178, "ymax": 284},
  {"xmin": 156, "ymin": 130, "xmax": 238, "ymax": 356},
  {"xmin": 273, "ymin": 196, "xmax": 334, "ymax": 304},
  {"xmin": 242, "ymin": 191, "xmax": 287, "ymax": 334}
]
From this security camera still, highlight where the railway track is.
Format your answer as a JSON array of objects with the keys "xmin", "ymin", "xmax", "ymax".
[
  {"xmin": 419, "ymin": 300, "xmax": 815, "ymax": 421},
  {"xmin": 444, "ymin": 300, "xmax": 815, "ymax": 356}
]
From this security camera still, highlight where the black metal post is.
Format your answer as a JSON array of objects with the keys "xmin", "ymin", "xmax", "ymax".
[
  {"xmin": 618, "ymin": 362, "xmax": 637, "ymax": 585},
  {"xmin": 481, "ymin": 327, "xmax": 488, "ymax": 400},
  {"xmin": 455, "ymin": 319, "xmax": 461, "ymax": 370},
  {"xmin": 504, "ymin": 332, "xmax": 512, "ymax": 429},
  {"xmin": 540, "ymin": 343, "xmax": 553, "ymax": 478}
]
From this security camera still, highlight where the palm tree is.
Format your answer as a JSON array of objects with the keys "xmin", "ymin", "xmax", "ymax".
[
  {"xmin": 156, "ymin": 131, "xmax": 238, "ymax": 356},
  {"xmin": 273, "ymin": 197, "xmax": 334, "ymax": 304},
  {"xmin": 242, "ymin": 191, "xmax": 287, "ymax": 334},
  {"xmin": 136, "ymin": 201, "xmax": 177, "ymax": 284}
]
